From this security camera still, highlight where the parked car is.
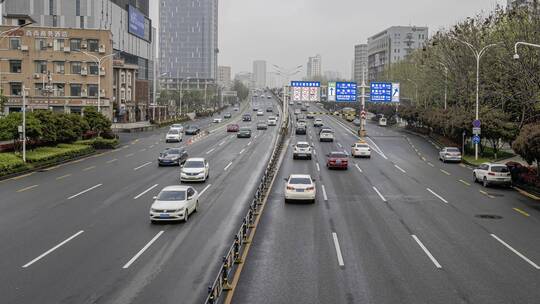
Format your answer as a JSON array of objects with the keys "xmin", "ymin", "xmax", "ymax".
[
  {"xmin": 158, "ymin": 147, "xmax": 188, "ymax": 166},
  {"xmin": 319, "ymin": 128, "xmax": 334, "ymax": 142},
  {"xmin": 284, "ymin": 174, "xmax": 316, "ymax": 203},
  {"xmin": 224, "ymin": 112, "xmax": 232, "ymax": 119},
  {"xmin": 351, "ymin": 142, "xmax": 371, "ymax": 158},
  {"xmin": 149, "ymin": 186, "xmax": 198, "ymax": 223},
  {"xmin": 237, "ymin": 127, "xmax": 252, "ymax": 138},
  {"xmin": 313, "ymin": 118, "xmax": 323, "ymax": 127},
  {"xmin": 293, "ymin": 141, "xmax": 312, "ymax": 160},
  {"xmin": 353, "ymin": 118, "xmax": 361, "ymax": 126},
  {"xmin": 326, "ymin": 151, "xmax": 349, "ymax": 170},
  {"xmin": 295, "ymin": 125, "xmax": 307, "ymax": 135},
  {"xmin": 184, "ymin": 125, "xmax": 200, "ymax": 135},
  {"xmin": 257, "ymin": 122, "xmax": 268, "ymax": 130},
  {"xmin": 180, "ymin": 158, "xmax": 210, "ymax": 182},
  {"xmin": 165, "ymin": 129, "xmax": 183, "ymax": 143},
  {"xmin": 243, "ymin": 114, "xmax": 252, "ymax": 121},
  {"xmin": 227, "ymin": 124, "xmax": 240, "ymax": 132},
  {"xmin": 473, "ymin": 163, "xmax": 512, "ymax": 187},
  {"xmin": 439, "ymin": 147, "xmax": 462, "ymax": 163}
]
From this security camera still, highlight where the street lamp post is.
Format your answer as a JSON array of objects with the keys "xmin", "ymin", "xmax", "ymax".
[
  {"xmin": 22, "ymin": 85, "xmax": 27, "ymax": 163},
  {"xmin": 513, "ymin": 41, "xmax": 540, "ymax": 59},
  {"xmin": 451, "ymin": 37, "xmax": 499, "ymax": 160},
  {"xmin": 438, "ymin": 62, "xmax": 448, "ymax": 110},
  {"xmin": 154, "ymin": 72, "xmax": 168, "ymax": 122},
  {"xmin": 273, "ymin": 65, "xmax": 303, "ymax": 128},
  {"xmin": 179, "ymin": 77, "xmax": 192, "ymax": 117},
  {"xmin": 76, "ymin": 50, "xmax": 116, "ymax": 113}
]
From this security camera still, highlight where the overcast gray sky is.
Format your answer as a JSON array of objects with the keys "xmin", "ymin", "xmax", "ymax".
[{"xmin": 151, "ymin": 0, "xmax": 506, "ymax": 78}]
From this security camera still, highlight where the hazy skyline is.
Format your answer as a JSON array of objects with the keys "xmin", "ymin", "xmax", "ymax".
[{"xmin": 153, "ymin": 0, "xmax": 507, "ymax": 78}]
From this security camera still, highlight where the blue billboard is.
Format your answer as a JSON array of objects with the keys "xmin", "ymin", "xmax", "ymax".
[
  {"xmin": 370, "ymin": 82, "xmax": 400, "ymax": 102},
  {"xmin": 290, "ymin": 81, "xmax": 320, "ymax": 87},
  {"xmin": 336, "ymin": 82, "xmax": 357, "ymax": 102},
  {"xmin": 128, "ymin": 5, "xmax": 146, "ymax": 40}
]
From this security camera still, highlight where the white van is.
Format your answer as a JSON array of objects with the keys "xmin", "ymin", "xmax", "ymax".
[{"xmin": 379, "ymin": 117, "xmax": 387, "ymax": 126}]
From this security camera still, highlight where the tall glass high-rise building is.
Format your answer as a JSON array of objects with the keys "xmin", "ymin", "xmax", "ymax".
[{"xmin": 159, "ymin": 0, "xmax": 218, "ymax": 82}]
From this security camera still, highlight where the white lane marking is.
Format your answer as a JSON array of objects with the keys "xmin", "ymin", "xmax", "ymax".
[
  {"xmin": 372, "ymin": 186, "xmax": 387, "ymax": 202},
  {"xmin": 322, "ymin": 185, "xmax": 328, "ymax": 201},
  {"xmin": 394, "ymin": 164, "xmax": 406, "ymax": 173},
  {"xmin": 134, "ymin": 161, "xmax": 152, "ymax": 171},
  {"xmin": 247, "ymin": 141, "xmax": 252, "ymax": 146},
  {"xmin": 68, "ymin": 184, "xmax": 102, "ymax": 200},
  {"xmin": 224, "ymin": 162, "xmax": 233, "ymax": 171},
  {"xmin": 491, "ymin": 234, "xmax": 540, "ymax": 269},
  {"xmin": 440, "ymin": 169, "xmax": 451, "ymax": 176},
  {"xmin": 316, "ymin": 163, "xmax": 320, "ymax": 172},
  {"xmin": 139, "ymin": 148, "xmax": 147, "ymax": 152},
  {"xmin": 412, "ymin": 235, "xmax": 442, "ymax": 269},
  {"xmin": 337, "ymin": 143, "xmax": 343, "ymax": 148},
  {"xmin": 134, "ymin": 184, "xmax": 159, "ymax": 199},
  {"xmin": 366, "ymin": 137, "xmax": 388, "ymax": 160},
  {"xmin": 332, "ymin": 232, "xmax": 345, "ymax": 267},
  {"xmin": 22, "ymin": 231, "xmax": 84, "ymax": 268},
  {"xmin": 106, "ymin": 158, "xmax": 118, "ymax": 164},
  {"xmin": 427, "ymin": 162, "xmax": 434, "ymax": 167},
  {"xmin": 426, "ymin": 188, "xmax": 448, "ymax": 204},
  {"xmin": 125, "ymin": 153, "xmax": 134, "ymax": 157},
  {"xmin": 200, "ymin": 184, "xmax": 212, "ymax": 196},
  {"xmin": 122, "ymin": 231, "xmax": 164, "ymax": 269},
  {"xmin": 219, "ymin": 141, "xmax": 226, "ymax": 146},
  {"xmin": 313, "ymin": 150, "xmax": 317, "ymax": 156},
  {"xmin": 239, "ymin": 148, "xmax": 246, "ymax": 154},
  {"xmin": 355, "ymin": 164, "xmax": 363, "ymax": 173},
  {"xmin": 149, "ymin": 145, "xmax": 155, "ymax": 148},
  {"xmin": 206, "ymin": 148, "xmax": 216, "ymax": 155}
]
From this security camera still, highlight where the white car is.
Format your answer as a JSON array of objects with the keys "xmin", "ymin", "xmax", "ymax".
[
  {"xmin": 267, "ymin": 117, "xmax": 277, "ymax": 126},
  {"xmin": 170, "ymin": 124, "xmax": 184, "ymax": 133},
  {"xmin": 289, "ymin": 101, "xmax": 294, "ymax": 105},
  {"xmin": 257, "ymin": 110, "xmax": 264, "ymax": 116},
  {"xmin": 165, "ymin": 129, "xmax": 183, "ymax": 143},
  {"xmin": 293, "ymin": 141, "xmax": 312, "ymax": 160},
  {"xmin": 294, "ymin": 109, "xmax": 301, "ymax": 115},
  {"xmin": 351, "ymin": 142, "xmax": 371, "ymax": 158},
  {"xmin": 439, "ymin": 147, "xmax": 462, "ymax": 163},
  {"xmin": 149, "ymin": 186, "xmax": 198, "ymax": 223},
  {"xmin": 379, "ymin": 117, "xmax": 387, "ymax": 126},
  {"xmin": 473, "ymin": 163, "xmax": 512, "ymax": 187},
  {"xmin": 284, "ymin": 174, "xmax": 316, "ymax": 203},
  {"xmin": 213, "ymin": 118, "xmax": 222, "ymax": 123},
  {"xmin": 297, "ymin": 120, "xmax": 307, "ymax": 128},
  {"xmin": 319, "ymin": 128, "xmax": 334, "ymax": 142},
  {"xmin": 180, "ymin": 158, "xmax": 210, "ymax": 182},
  {"xmin": 313, "ymin": 118, "xmax": 323, "ymax": 127}
]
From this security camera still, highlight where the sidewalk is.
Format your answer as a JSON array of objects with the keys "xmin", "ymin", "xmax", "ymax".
[{"xmin": 112, "ymin": 121, "xmax": 156, "ymax": 133}]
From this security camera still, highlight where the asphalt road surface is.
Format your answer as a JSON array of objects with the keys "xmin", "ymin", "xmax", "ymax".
[
  {"xmin": 0, "ymin": 96, "xmax": 281, "ymax": 304},
  {"xmin": 232, "ymin": 103, "xmax": 540, "ymax": 304}
]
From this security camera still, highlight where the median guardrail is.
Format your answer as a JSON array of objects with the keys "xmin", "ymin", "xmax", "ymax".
[{"xmin": 203, "ymin": 91, "xmax": 289, "ymax": 304}]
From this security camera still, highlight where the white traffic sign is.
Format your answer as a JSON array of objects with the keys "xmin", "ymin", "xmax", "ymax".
[
  {"xmin": 472, "ymin": 127, "xmax": 481, "ymax": 135},
  {"xmin": 328, "ymin": 82, "xmax": 336, "ymax": 102},
  {"xmin": 391, "ymin": 83, "xmax": 400, "ymax": 102}
]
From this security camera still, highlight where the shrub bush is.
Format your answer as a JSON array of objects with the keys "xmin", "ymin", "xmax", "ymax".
[
  {"xmin": 0, "ymin": 153, "xmax": 28, "ymax": 176},
  {"xmin": 76, "ymin": 137, "xmax": 119, "ymax": 149},
  {"xmin": 25, "ymin": 144, "xmax": 94, "ymax": 164}
]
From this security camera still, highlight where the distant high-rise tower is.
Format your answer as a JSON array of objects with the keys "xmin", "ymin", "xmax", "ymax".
[
  {"xmin": 354, "ymin": 44, "xmax": 368, "ymax": 84},
  {"xmin": 307, "ymin": 54, "xmax": 322, "ymax": 80},
  {"xmin": 252, "ymin": 60, "xmax": 267, "ymax": 88},
  {"xmin": 160, "ymin": 0, "xmax": 218, "ymax": 81}
]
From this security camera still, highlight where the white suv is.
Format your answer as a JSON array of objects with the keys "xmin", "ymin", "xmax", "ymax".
[
  {"xmin": 473, "ymin": 163, "xmax": 512, "ymax": 187},
  {"xmin": 319, "ymin": 128, "xmax": 334, "ymax": 142},
  {"xmin": 165, "ymin": 129, "xmax": 183, "ymax": 143},
  {"xmin": 293, "ymin": 141, "xmax": 312, "ymax": 160},
  {"xmin": 180, "ymin": 158, "xmax": 210, "ymax": 182}
]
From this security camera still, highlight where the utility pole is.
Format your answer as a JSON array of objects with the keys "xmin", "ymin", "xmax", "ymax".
[
  {"xmin": 359, "ymin": 65, "xmax": 369, "ymax": 138},
  {"xmin": 22, "ymin": 85, "xmax": 27, "ymax": 163}
]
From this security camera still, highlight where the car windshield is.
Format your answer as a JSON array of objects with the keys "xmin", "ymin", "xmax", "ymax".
[
  {"xmin": 187, "ymin": 125, "xmax": 198, "ymax": 129},
  {"xmin": 356, "ymin": 144, "xmax": 369, "ymax": 148},
  {"xmin": 446, "ymin": 148, "xmax": 460, "ymax": 152},
  {"xmin": 491, "ymin": 166, "xmax": 509, "ymax": 173},
  {"xmin": 289, "ymin": 177, "xmax": 312, "ymax": 184},
  {"xmin": 157, "ymin": 190, "xmax": 186, "ymax": 201},
  {"xmin": 168, "ymin": 130, "xmax": 179, "ymax": 134},
  {"xmin": 165, "ymin": 149, "xmax": 181, "ymax": 155},
  {"xmin": 240, "ymin": 128, "xmax": 250, "ymax": 132},
  {"xmin": 330, "ymin": 152, "xmax": 347, "ymax": 158},
  {"xmin": 184, "ymin": 161, "xmax": 205, "ymax": 168},
  {"xmin": 172, "ymin": 124, "xmax": 182, "ymax": 128},
  {"xmin": 321, "ymin": 130, "xmax": 332, "ymax": 134}
]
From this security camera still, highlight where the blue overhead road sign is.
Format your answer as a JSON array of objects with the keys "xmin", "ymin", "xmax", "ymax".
[
  {"xmin": 472, "ymin": 135, "xmax": 481, "ymax": 144},
  {"xmin": 370, "ymin": 82, "xmax": 400, "ymax": 102},
  {"xmin": 336, "ymin": 82, "xmax": 357, "ymax": 102},
  {"xmin": 290, "ymin": 81, "xmax": 320, "ymax": 87}
]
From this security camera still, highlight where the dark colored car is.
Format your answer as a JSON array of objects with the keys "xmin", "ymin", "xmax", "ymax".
[
  {"xmin": 326, "ymin": 151, "xmax": 349, "ymax": 170},
  {"xmin": 227, "ymin": 124, "xmax": 240, "ymax": 132},
  {"xmin": 237, "ymin": 127, "xmax": 252, "ymax": 138},
  {"xmin": 295, "ymin": 126, "xmax": 307, "ymax": 135},
  {"xmin": 257, "ymin": 122, "xmax": 268, "ymax": 130},
  {"xmin": 185, "ymin": 125, "xmax": 200, "ymax": 135},
  {"xmin": 243, "ymin": 114, "xmax": 252, "ymax": 121},
  {"xmin": 306, "ymin": 113, "xmax": 314, "ymax": 119},
  {"xmin": 158, "ymin": 148, "xmax": 188, "ymax": 166},
  {"xmin": 224, "ymin": 112, "xmax": 232, "ymax": 119},
  {"xmin": 266, "ymin": 107, "xmax": 273, "ymax": 112},
  {"xmin": 300, "ymin": 106, "xmax": 307, "ymax": 112}
]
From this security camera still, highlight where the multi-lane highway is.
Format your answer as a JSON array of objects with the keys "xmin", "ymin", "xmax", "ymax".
[
  {"xmin": 232, "ymin": 103, "xmax": 540, "ymax": 304},
  {"xmin": 0, "ymin": 96, "xmax": 282, "ymax": 303}
]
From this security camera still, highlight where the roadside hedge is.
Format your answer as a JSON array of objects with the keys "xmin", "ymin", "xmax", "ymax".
[
  {"xmin": 76, "ymin": 137, "xmax": 119, "ymax": 149},
  {"xmin": 0, "ymin": 153, "xmax": 29, "ymax": 176},
  {"xmin": 25, "ymin": 144, "xmax": 94, "ymax": 165}
]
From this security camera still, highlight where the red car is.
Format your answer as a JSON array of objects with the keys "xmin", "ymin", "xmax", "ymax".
[
  {"xmin": 326, "ymin": 151, "xmax": 349, "ymax": 170},
  {"xmin": 227, "ymin": 124, "xmax": 239, "ymax": 132}
]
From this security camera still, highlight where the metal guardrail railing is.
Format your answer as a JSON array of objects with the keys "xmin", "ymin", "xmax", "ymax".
[{"xmin": 203, "ymin": 92, "xmax": 289, "ymax": 304}]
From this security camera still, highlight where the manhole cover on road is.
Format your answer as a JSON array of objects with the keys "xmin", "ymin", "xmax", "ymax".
[{"xmin": 475, "ymin": 214, "xmax": 503, "ymax": 219}]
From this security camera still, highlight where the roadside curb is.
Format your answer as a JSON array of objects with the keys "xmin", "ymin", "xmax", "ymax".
[{"xmin": 513, "ymin": 185, "xmax": 540, "ymax": 201}]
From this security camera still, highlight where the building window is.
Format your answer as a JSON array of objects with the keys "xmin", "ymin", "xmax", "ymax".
[
  {"xmin": 120, "ymin": 72, "xmax": 126, "ymax": 84},
  {"xmin": 54, "ymin": 38, "xmax": 65, "ymax": 51},
  {"xmin": 120, "ymin": 88, "xmax": 125, "ymax": 100},
  {"xmin": 88, "ymin": 84, "xmax": 98, "ymax": 97},
  {"xmin": 87, "ymin": 39, "xmax": 99, "ymax": 52},
  {"xmin": 49, "ymin": 0, "xmax": 54, "ymax": 15},
  {"xmin": 127, "ymin": 88, "xmax": 131, "ymax": 101},
  {"xmin": 70, "ymin": 84, "xmax": 82, "ymax": 96},
  {"xmin": 127, "ymin": 72, "xmax": 132, "ymax": 85},
  {"xmin": 54, "ymin": 84, "xmax": 65, "ymax": 96},
  {"xmin": 88, "ymin": 62, "xmax": 99, "ymax": 75},
  {"xmin": 70, "ymin": 38, "xmax": 82, "ymax": 51},
  {"xmin": 53, "ymin": 15, "xmax": 58, "ymax": 27},
  {"xmin": 35, "ymin": 83, "xmax": 45, "ymax": 96},
  {"xmin": 80, "ymin": 16, "xmax": 84, "ymax": 29},
  {"xmin": 9, "ymin": 38, "xmax": 20, "ymax": 50},
  {"xmin": 35, "ymin": 61, "xmax": 48, "ymax": 74},
  {"xmin": 9, "ymin": 60, "xmax": 22, "ymax": 73},
  {"xmin": 71, "ymin": 62, "xmax": 81, "ymax": 74},
  {"xmin": 10, "ymin": 83, "xmax": 22, "ymax": 96},
  {"xmin": 54, "ymin": 61, "xmax": 65, "ymax": 74},
  {"xmin": 76, "ymin": 0, "xmax": 81, "ymax": 15},
  {"xmin": 35, "ymin": 38, "xmax": 47, "ymax": 50}
]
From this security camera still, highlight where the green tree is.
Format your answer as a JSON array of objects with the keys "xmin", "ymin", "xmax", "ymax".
[
  {"xmin": 232, "ymin": 80, "xmax": 249, "ymax": 101},
  {"xmin": 513, "ymin": 123, "xmax": 540, "ymax": 175},
  {"xmin": 0, "ymin": 112, "xmax": 42, "ymax": 149},
  {"xmin": 84, "ymin": 107, "xmax": 112, "ymax": 136}
]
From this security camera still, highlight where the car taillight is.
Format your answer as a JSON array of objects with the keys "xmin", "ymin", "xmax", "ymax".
[
  {"xmin": 287, "ymin": 186, "xmax": 295, "ymax": 190},
  {"xmin": 306, "ymin": 186, "xmax": 315, "ymax": 191},
  {"xmin": 488, "ymin": 172, "xmax": 495, "ymax": 176}
]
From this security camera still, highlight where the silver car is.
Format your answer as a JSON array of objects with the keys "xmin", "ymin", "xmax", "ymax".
[{"xmin": 439, "ymin": 147, "xmax": 462, "ymax": 163}]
